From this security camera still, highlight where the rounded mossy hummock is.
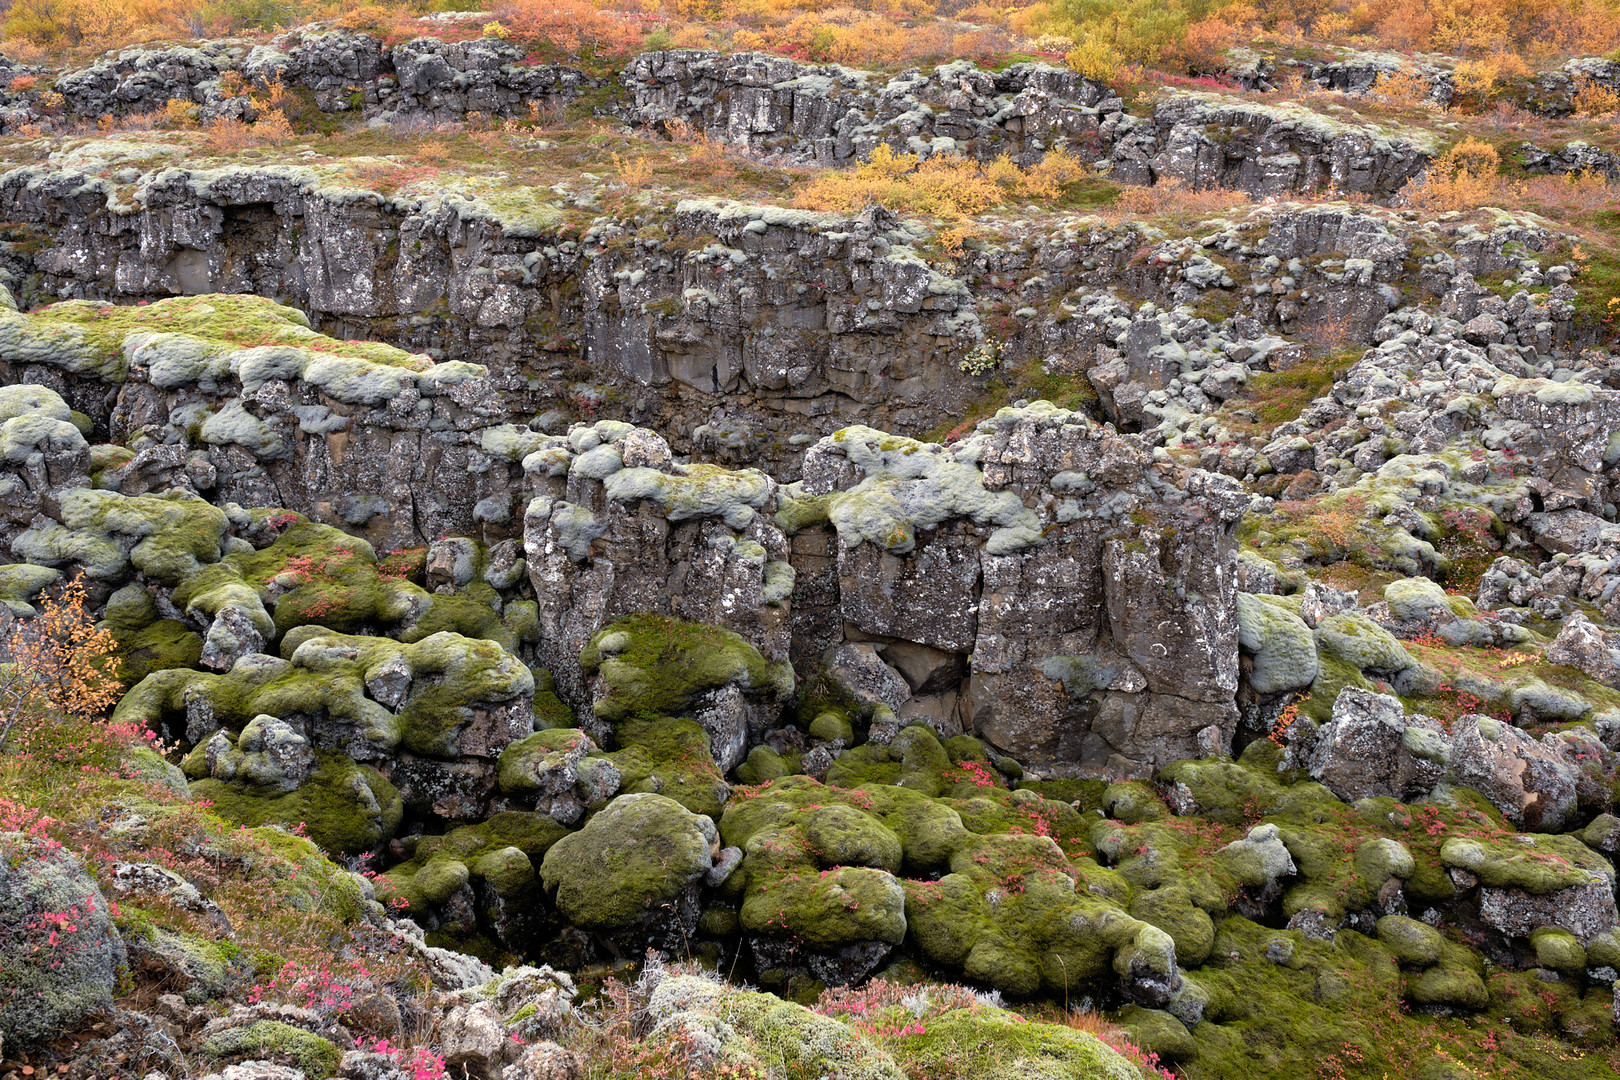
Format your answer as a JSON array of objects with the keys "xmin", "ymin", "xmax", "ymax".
[
  {"xmin": 740, "ymin": 864, "xmax": 907, "ymax": 951},
  {"xmin": 115, "ymin": 619, "xmax": 204, "ymax": 682},
  {"xmin": 809, "ymin": 710, "xmax": 855, "ymax": 745},
  {"xmin": 1117, "ymin": 1005, "xmax": 1197, "ymax": 1061},
  {"xmin": 802, "ymin": 803, "xmax": 903, "ymax": 871},
  {"xmin": 188, "ymin": 753, "xmax": 402, "ymax": 853},
  {"xmin": 539, "ymin": 793, "xmax": 713, "ymax": 932},
  {"xmin": 1586, "ymin": 928, "xmax": 1620, "ymax": 970},
  {"xmin": 1131, "ymin": 886, "xmax": 1217, "ymax": 967},
  {"xmin": 1237, "ymin": 592, "xmax": 1320, "ymax": 695},
  {"xmin": 376, "ymin": 812, "xmax": 570, "ymax": 915},
  {"xmin": 1102, "ymin": 781, "xmax": 1169, "ymax": 824},
  {"xmin": 605, "ymin": 715, "xmax": 731, "ymax": 819},
  {"xmin": 1375, "ymin": 915, "xmax": 1444, "ymax": 966},
  {"xmin": 721, "ymin": 989, "xmax": 905, "ymax": 1080},
  {"xmin": 1314, "ymin": 610, "xmax": 1414, "ymax": 674},
  {"xmin": 580, "ymin": 612, "xmax": 793, "ymax": 725},
  {"xmin": 825, "ymin": 725, "xmax": 956, "ymax": 797},
  {"xmin": 200, "ymin": 1019, "xmax": 341, "ymax": 1080},
  {"xmin": 719, "ymin": 774, "xmax": 968, "ymax": 878},
  {"xmin": 736, "ymin": 745, "xmax": 793, "ymax": 785},
  {"xmin": 1408, "ymin": 964, "xmax": 1487, "ymax": 1010},
  {"xmin": 896, "ymin": 1006, "xmax": 1142, "ymax": 1080},
  {"xmin": 1354, "ymin": 837, "xmax": 1416, "ymax": 882},
  {"xmin": 1529, "ymin": 926, "xmax": 1586, "ymax": 976}
]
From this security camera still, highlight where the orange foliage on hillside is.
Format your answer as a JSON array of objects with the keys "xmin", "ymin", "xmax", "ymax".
[{"xmin": 0, "ymin": 574, "xmax": 121, "ymax": 754}]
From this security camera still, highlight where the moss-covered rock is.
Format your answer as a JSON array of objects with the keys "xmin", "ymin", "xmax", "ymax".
[
  {"xmin": 892, "ymin": 1005, "xmax": 1141, "ymax": 1079},
  {"xmin": 1238, "ymin": 593, "xmax": 1320, "ymax": 694},
  {"xmin": 721, "ymin": 989, "xmax": 905, "ymax": 1079},
  {"xmin": 740, "ymin": 864, "xmax": 907, "ymax": 951},
  {"xmin": 1314, "ymin": 610, "xmax": 1414, "ymax": 674},
  {"xmin": 1529, "ymin": 926, "xmax": 1586, "ymax": 975},
  {"xmin": 189, "ymin": 752, "xmax": 402, "ymax": 853},
  {"xmin": 1375, "ymin": 915, "xmax": 1443, "ymax": 966},
  {"xmin": 116, "ymin": 625, "xmax": 534, "ymax": 765},
  {"xmin": 114, "ymin": 618, "xmax": 204, "ymax": 682},
  {"xmin": 378, "ymin": 811, "xmax": 570, "ymax": 915},
  {"xmin": 13, "ymin": 487, "xmax": 229, "ymax": 585},
  {"xmin": 581, "ymin": 613, "xmax": 793, "ymax": 727},
  {"xmin": 0, "ymin": 835, "xmax": 126, "ymax": 1047},
  {"xmin": 539, "ymin": 793, "xmax": 714, "ymax": 935},
  {"xmin": 0, "ymin": 563, "xmax": 60, "ymax": 616},
  {"xmin": 201, "ymin": 1020, "xmax": 340, "ymax": 1079},
  {"xmin": 1408, "ymin": 964, "xmax": 1488, "ymax": 1011}
]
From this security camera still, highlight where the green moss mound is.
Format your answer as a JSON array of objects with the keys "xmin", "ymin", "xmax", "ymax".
[
  {"xmin": 200, "ymin": 1020, "xmax": 340, "ymax": 1079},
  {"xmin": 581, "ymin": 612, "xmax": 793, "ymax": 724},
  {"xmin": 540, "ymin": 793, "xmax": 713, "ymax": 932},
  {"xmin": 894, "ymin": 1006, "xmax": 1140, "ymax": 1080},
  {"xmin": 378, "ymin": 811, "xmax": 570, "ymax": 914},
  {"xmin": 189, "ymin": 753, "xmax": 403, "ymax": 853}
]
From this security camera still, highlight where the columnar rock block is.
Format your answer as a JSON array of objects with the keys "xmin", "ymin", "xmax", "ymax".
[{"xmin": 783, "ymin": 402, "xmax": 1248, "ymax": 769}]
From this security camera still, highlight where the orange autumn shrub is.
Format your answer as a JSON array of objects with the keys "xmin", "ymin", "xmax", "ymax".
[
  {"xmin": 0, "ymin": 574, "xmax": 121, "ymax": 755},
  {"xmin": 797, "ymin": 143, "xmax": 1086, "ymax": 218},
  {"xmin": 492, "ymin": 0, "xmax": 648, "ymax": 55}
]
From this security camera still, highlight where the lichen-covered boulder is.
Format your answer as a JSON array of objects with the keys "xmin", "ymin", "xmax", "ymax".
[
  {"xmin": 1545, "ymin": 611, "xmax": 1620, "ymax": 687},
  {"xmin": 195, "ymin": 714, "xmax": 315, "ymax": 793},
  {"xmin": 0, "ymin": 834, "xmax": 126, "ymax": 1047},
  {"xmin": 1307, "ymin": 688, "xmax": 1446, "ymax": 802},
  {"xmin": 1446, "ymin": 714, "xmax": 1578, "ymax": 831},
  {"xmin": 0, "ymin": 384, "xmax": 91, "ymax": 548},
  {"xmin": 1237, "ymin": 593, "xmax": 1319, "ymax": 695},
  {"xmin": 539, "ymin": 793, "xmax": 717, "ymax": 949}
]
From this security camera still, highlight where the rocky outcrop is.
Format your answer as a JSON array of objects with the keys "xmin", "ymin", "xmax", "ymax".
[
  {"xmin": 782, "ymin": 402, "xmax": 1249, "ymax": 769},
  {"xmin": 0, "ymin": 133, "xmax": 1584, "ymax": 477},
  {"xmin": 516, "ymin": 401, "xmax": 1248, "ymax": 771},
  {"xmin": 1112, "ymin": 91, "xmax": 1434, "ymax": 197},
  {"xmin": 619, "ymin": 52, "xmax": 1434, "ymax": 198},
  {"xmin": 4, "ymin": 39, "xmax": 1435, "ymax": 199},
  {"xmin": 0, "ymin": 294, "xmax": 509, "ymax": 551},
  {"xmin": 1521, "ymin": 140, "xmax": 1620, "ymax": 183},
  {"xmin": 0, "ymin": 30, "xmax": 599, "ymax": 133},
  {"xmin": 617, "ymin": 52, "xmax": 1120, "ymax": 167}
]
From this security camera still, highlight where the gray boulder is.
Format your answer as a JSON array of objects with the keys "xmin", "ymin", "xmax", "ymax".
[
  {"xmin": 1545, "ymin": 611, "xmax": 1620, "ymax": 687},
  {"xmin": 1307, "ymin": 688, "xmax": 1446, "ymax": 802},
  {"xmin": 1447, "ymin": 715, "xmax": 1579, "ymax": 831},
  {"xmin": 0, "ymin": 834, "xmax": 126, "ymax": 1046}
]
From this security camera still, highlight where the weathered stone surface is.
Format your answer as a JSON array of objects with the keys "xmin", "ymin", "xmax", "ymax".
[
  {"xmin": 1306, "ymin": 688, "xmax": 1446, "ymax": 802},
  {"xmin": 1545, "ymin": 611, "xmax": 1620, "ymax": 686},
  {"xmin": 1447, "ymin": 715, "xmax": 1579, "ymax": 831},
  {"xmin": 0, "ymin": 836, "xmax": 126, "ymax": 1047},
  {"xmin": 785, "ymin": 402, "xmax": 1247, "ymax": 770}
]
